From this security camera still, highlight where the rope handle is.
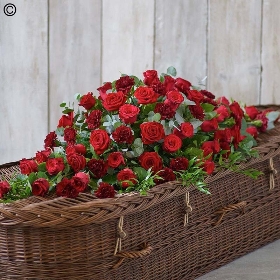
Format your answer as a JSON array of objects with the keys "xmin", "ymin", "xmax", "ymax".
[
  {"xmin": 113, "ymin": 242, "xmax": 152, "ymax": 269},
  {"xmin": 269, "ymin": 157, "xmax": 278, "ymax": 190},
  {"xmin": 213, "ymin": 201, "xmax": 247, "ymax": 226}
]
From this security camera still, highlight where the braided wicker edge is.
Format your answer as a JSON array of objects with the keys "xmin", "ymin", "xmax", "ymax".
[{"xmin": 0, "ymin": 111, "xmax": 279, "ymax": 228}]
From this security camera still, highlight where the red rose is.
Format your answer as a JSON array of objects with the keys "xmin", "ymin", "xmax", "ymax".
[
  {"xmin": 164, "ymin": 76, "xmax": 176, "ymax": 92},
  {"xmin": 90, "ymin": 129, "xmax": 110, "ymax": 155},
  {"xmin": 107, "ymin": 152, "xmax": 125, "ymax": 168},
  {"xmin": 117, "ymin": 168, "xmax": 137, "ymax": 188},
  {"xmin": 0, "ymin": 181, "xmax": 10, "ymax": 198},
  {"xmin": 32, "ymin": 178, "xmax": 50, "ymax": 196},
  {"xmin": 56, "ymin": 178, "xmax": 79, "ymax": 198},
  {"xmin": 170, "ymin": 157, "xmax": 189, "ymax": 171},
  {"xmin": 46, "ymin": 158, "xmax": 65, "ymax": 175},
  {"xmin": 246, "ymin": 126, "xmax": 258, "ymax": 138},
  {"xmin": 102, "ymin": 91, "xmax": 126, "ymax": 111},
  {"xmin": 87, "ymin": 159, "xmax": 107, "ymax": 178},
  {"xmin": 255, "ymin": 112, "xmax": 268, "ymax": 132},
  {"xmin": 201, "ymin": 140, "xmax": 220, "ymax": 158},
  {"xmin": 143, "ymin": 70, "xmax": 160, "ymax": 86},
  {"xmin": 187, "ymin": 90, "xmax": 204, "ymax": 103},
  {"xmin": 200, "ymin": 90, "xmax": 215, "ymax": 99},
  {"xmin": 139, "ymin": 152, "xmax": 163, "ymax": 173},
  {"xmin": 115, "ymin": 76, "xmax": 134, "ymax": 94},
  {"xmin": 230, "ymin": 101, "xmax": 244, "ymax": 126},
  {"xmin": 86, "ymin": 110, "xmax": 102, "ymax": 130},
  {"xmin": 74, "ymin": 144, "xmax": 86, "ymax": 155},
  {"xmin": 215, "ymin": 105, "xmax": 230, "ymax": 122},
  {"xmin": 174, "ymin": 78, "xmax": 191, "ymax": 93},
  {"xmin": 112, "ymin": 125, "xmax": 134, "ymax": 144},
  {"xmin": 155, "ymin": 168, "xmax": 176, "ymax": 184},
  {"xmin": 95, "ymin": 182, "xmax": 115, "ymax": 199},
  {"xmin": 154, "ymin": 103, "xmax": 176, "ymax": 119},
  {"xmin": 189, "ymin": 104, "xmax": 205, "ymax": 120},
  {"xmin": 72, "ymin": 172, "xmax": 89, "ymax": 192},
  {"xmin": 163, "ymin": 134, "xmax": 182, "ymax": 153},
  {"xmin": 202, "ymin": 160, "xmax": 215, "ymax": 175},
  {"xmin": 20, "ymin": 159, "xmax": 38, "ymax": 175},
  {"xmin": 67, "ymin": 153, "xmax": 86, "ymax": 172},
  {"xmin": 214, "ymin": 128, "xmax": 232, "ymax": 143},
  {"xmin": 79, "ymin": 92, "xmax": 96, "ymax": 110},
  {"xmin": 217, "ymin": 96, "xmax": 230, "ymax": 106},
  {"xmin": 44, "ymin": 131, "xmax": 57, "ymax": 149},
  {"xmin": 200, "ymin": 118, "xmax": 218, "ymax": 132},
  {"xmin": 231, "ymin": 125, "xmax": 244, "ymax": 148},
  {"xmin": 166, "ymin": 91, "xmax": 184, "ymax": 109},
  {"xmin": 174, "ymin": 122, "xmax": 194, "ymax": 139},
  {"xmin": 245, "ymin": 106, "xmax": 259, "ymax": 120},
  {"xmin": 119, "ymin": 104, "xmax": 140, "ymax": 124},
  {"xmin": 64, "ymin": 127, "xmax": 77, "ymax": 145},
  {"xmin": 134, "ymin": 86, "xmax": 159, "ymax": 104},
  {"xmin": 140, "ymin": 122, "xmax": 165, "ymax": 144},
  {"xmin": 35, "ymin": 148, "xmax": 51, "ymax": 164},
  {"xmin": 58, "ymin": 112, "xmax": 73, "ymax": 128},
  {"xmin": 97, "ymin": 82, "xmax": 112, "ymax": 101}
]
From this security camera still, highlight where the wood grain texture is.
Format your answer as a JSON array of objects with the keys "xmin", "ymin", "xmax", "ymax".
[
  {"xmin": 102, "ymin": 0, "xmax": 154, "ymax": 82},
  {"xmin": 261, "ymin": 0, "xmax": 280, "ymax": 105},
  {"xmin": 208, "ymin": 0, "xmax": 262, "ymax": 105},
  {"xmin": 155, "ymin": 0, "xmax": 207, "ymax": 85},
  {"xmin": 49, "ymin": 0, "xmax": 101, "ymax": 130},
  {"xmin": 0, "ymin": 0, "xmax": 48, "ymax": 164}
]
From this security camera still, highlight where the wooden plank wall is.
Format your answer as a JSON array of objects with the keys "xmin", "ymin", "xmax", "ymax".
[{"xmin": 0, "ymin": 0, "xmax": 279, "ymax": 164}]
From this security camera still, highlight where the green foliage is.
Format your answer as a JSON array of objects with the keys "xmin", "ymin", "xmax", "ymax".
[{"xmin": 167, "ymin": 66, "xmax": 177, "ymax": 77}]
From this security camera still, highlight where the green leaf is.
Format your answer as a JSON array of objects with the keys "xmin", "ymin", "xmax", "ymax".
[
  {"xmin": 167, "ymin": 66, "xmax": 177, "ymax": 77},
  {"xmin": 153, "ymin": 113, "xmax": 161, "ymax": 122},
  {"xmin": 102, "ymin": 174, "xmax": 117, "ymax": 184},
  {"xmin": 28, "ymin": 173, "xmax": 37, "ymax": 185},
  {"xmin": 60, "ymin": 102, "xmax": 66, "ymax": 107},
  {"xmin": 201, "ymin": 103, "xmax": 215, "ymax": 112},
  {"xmin": 74, "ymin": 93, "xmax": 81, "ymax": 101},
  {"xmin": 133, "ymin": 167, "xmax": 148, "ymax": 181},
  {"xmin": 62, "ymin": 108, "xmax": 74, "ymax": 114},
  {"xmin": 38, "ymin": 162, "xmax": 46, "ymax": 172},
  {"xmin": 37, "ymin": 171, "xmax": 48, "ymax": 179}
]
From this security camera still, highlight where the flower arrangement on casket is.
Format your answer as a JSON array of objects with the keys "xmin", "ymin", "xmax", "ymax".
[{"xmin": 0, "ymin": 67, "xmax": 279, "ymax": 202}]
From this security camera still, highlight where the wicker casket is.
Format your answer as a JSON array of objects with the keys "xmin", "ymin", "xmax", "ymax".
[{"xmin": 0, "ymin": 119, "xmax": 279, "ymax": 280}]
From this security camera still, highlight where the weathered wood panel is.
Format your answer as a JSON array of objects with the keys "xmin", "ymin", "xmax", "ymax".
[
  {"xmin": 102, "ymin": 0, "xmax": 154, "ymax": 82},
  {"xmin": 0, "ymin": 0, "xmax": 48, "ymax": 164},
  {"xmin": 208, "ymin": 0, "xmax": 262, "ymax": 105},
  {"xmin": 155, "ymin": 0, "xmax": 207, "ymax": 85},
  {"xmin": 49, "ymin": 0, "xmax": 101, "ymax": 130},
  {"xmin": 261, "ymin": 0, "xmax": 280, "ymax": 104}
]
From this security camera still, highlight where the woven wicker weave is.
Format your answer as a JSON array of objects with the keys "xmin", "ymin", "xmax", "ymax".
[{"xmin": 0, "ymin": 108, "xmax": 279, "ymax": 280}]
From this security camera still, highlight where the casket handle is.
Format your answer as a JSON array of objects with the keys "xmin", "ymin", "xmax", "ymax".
[{"xmin": 213, "ymin": 201, "xmax": 247, "ymax": 226}]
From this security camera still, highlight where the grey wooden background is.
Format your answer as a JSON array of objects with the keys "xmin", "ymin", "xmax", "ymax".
[{"xmin": 0, "ymin": 0, "xmax": 279, "ymax": 164}]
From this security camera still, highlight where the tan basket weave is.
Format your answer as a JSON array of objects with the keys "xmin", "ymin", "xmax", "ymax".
[{"xmin": 0, "ymin": 107, "xmax": 280, "ymax": 280}]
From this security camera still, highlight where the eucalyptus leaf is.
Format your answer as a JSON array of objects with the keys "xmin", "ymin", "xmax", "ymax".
[{"xmin": 167, "ymin": 66, "xmax": 177, "ymax": 77}]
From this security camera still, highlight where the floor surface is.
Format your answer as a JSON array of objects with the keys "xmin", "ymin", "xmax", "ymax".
[{"xmin": 196, "ymin": 239, "xmax": 280, "ymax": 280}]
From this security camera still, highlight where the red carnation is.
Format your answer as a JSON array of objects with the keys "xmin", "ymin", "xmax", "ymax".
[
  {"xmin": 117, "ymin": 168, "xmax": 137, "ymax": 188},
  {"xmin": 246, "ymin": 126, "xmax": 258, "ymax": 138},
  {"xmin": 174, "ymin": 78, "xmax": 191, "ymax": 93},
  {"xmin": 87, "ymin": 159, "xmax": 107, "ymax": 178},
  {"xmin": 163, "ymin": 134, "xmax": 182, "ymax": 153},
  {"xmin": 20, "ymin": 159, "xmax": 38, "ymax": 175},
  {"xmin": 119, "ymin": 104, "xmax": 140, "ymax": 124},
  {"xmin": 187, "ymin": 90, "xmax": 204, "ymax": 104},
  {"xmin": 115, "ymin": 76, "xmax": 135, "ymax": 94},
  {"xmin": 67, "ymin": 153, "xmax": 86, "ymax": 173},
  {"xmin": 90, "ymin": 129, "xmax": 110, "ymax": 155},
  {"xmin": 170, "ymin": 157, "xmax": 189, "ymax": 171},
  {"xmin": 112, "ymin": 125, "xmax": 134, "ymax": 144},
  {"xmin": 255, "ymin": 112, "xmax": 268, "ymax": 132},
  {"xmin": 189, "ymin": 104, "xmax": 205, "ymax": 120},
  {"xmin": 245, "ymin": 106, "xmax": 259, "ymax": 120},
  {"xmin": 231, "ymin": 125, "xmax": 244, "ymax": 149},
  {"xmin": 35, "ymin": 148, "xmax": 51, "ymax": 164},
  {"xmin": 201, "ymin": 140, "xmax": 220, "ymax": 159},
  {"xmin": 164, "ymin": 76, "xmax": 176, "ymax": 92},
  {"xmin": 217, "ymin": 96, "xmax": 230, "ymax": 106},
  {"xmin": 155, "ymin": 168, "xmax": 176, "ymax": 184},
  {"xmin": 214, "ymin": 128, "xmax": 232, "ymax": 143},
  {"xmin": 46, "ymin": 158, "xmax": 65, "ymax": 175},
  {"xmin": 107, "ymin": 152, "xmax": 125, "ymax": 168},
  {"xmin": 58, "ymin": 112, "xmax": 73, "ymax": 128},
  {"xmin": 166, "ymin": 90, "xmax": 184, "ymax": 109},
  {"xmin": 220, "ymin": 141, "xmax": 231, "ymax": 158},
  {"xmin": 72, "ymin": 172, "xmax": 89, "ymax": 192},
  {"xmin": 56, "ymin": 178, "xmax": 79, "ymax": 198},
  {"xmin": 102, "ymin": 91, "xmax": 126, "ymax": 111},
  {"xmin": 140, "ymin": 122, "xmax": 165, "ymax": 144},
  {"xmin": 64, "ymin": 127, "xmax": 77, "ymax": 145},
  {"xmin": 79, "ymin": 92, "xmax": 96, "ymax": 110},
  {"xmin": 86, "ymin": 110, "xmax": 102, "ymax": 130},
  {"xmin": 230, "ymin": 101, "xmax": 244, "ymax": 126},
  {"xmin": 200, "ymin": 90, "xmax": 215, "ymax": 99},
  {"xmin": 215, "ymin": 105, "xmax": 230, "ymax": 122},
  {"xmin": 32, "ymin": 178, "xmax": 50, "ymax": 197},
  {"xmin": 97, "ymin": 82, "xmax": 112, "ymax": 101},
  {"xmin": 134, "ymin": 86, "xmax": 159, "ymax": 104},
  {"xmin": 95, "ymin": 182, "xmax": 115, "ymax": 199},
  {"xmin": 44, "ymin": 131, "xmax": 57, "ymax": 149},
  {"xmin": 202, "ymin": 160, "xmax": 215, "ymax": 175},
  {"xmin": 174, "ymin": 122, "xmax": 194, "ymax": 139},
  {"xmin": 154, "ymin": 103, "xmax": 176, "ymax": 120},
  {"xmin": 200, "ymin": 118, "xmax": 218, "ymax": 132},
  {"xmin": 143, "ymin": 70, "xmax": 160, "ymax": 86},
  {"xmin": 0, "ymin": 181, "xmax": 10, "ymax": 198},
  {"xmin": 139, "ymin": 152, "xmax": 163, "ymax": 173},
  {"xmin": 152, "ymin": 82, "xmax": 166, "ymax": 96}
]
